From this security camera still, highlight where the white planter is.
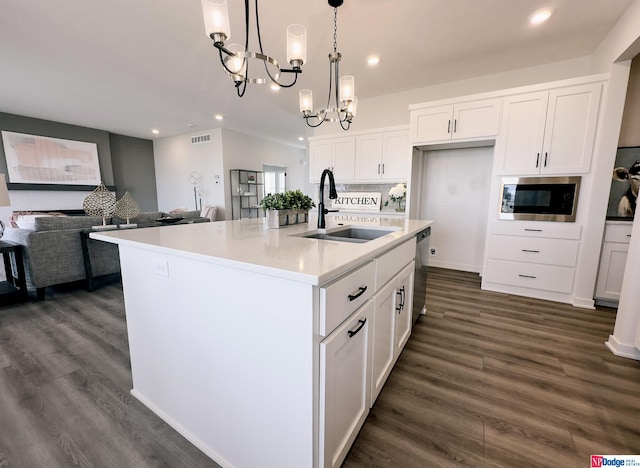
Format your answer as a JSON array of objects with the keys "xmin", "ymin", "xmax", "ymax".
[{"xmin": 265, "ymin": 209, "xmax": 309, "ymax": 228}]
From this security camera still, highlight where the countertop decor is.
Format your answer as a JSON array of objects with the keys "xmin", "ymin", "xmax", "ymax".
[
  {"xmin": 385, "ymin": 183, "xmax": 407, "ymax": 212},
  {"xmin": 260, "ymin": 189, "xmax": 315, "ymax": 228}
]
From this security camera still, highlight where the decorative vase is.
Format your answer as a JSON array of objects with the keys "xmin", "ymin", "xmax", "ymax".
[{"xmin": 395, "ymin": 199, "xmax": 406, "ymax": 212}]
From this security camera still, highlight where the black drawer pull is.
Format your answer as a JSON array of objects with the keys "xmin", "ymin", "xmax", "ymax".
[
  {"xmin": 348, "ymin": 318, "xmax": 367, "ymax": 338},
  {"xmin": 521, "ymin": 249, "xmax": 540, "ymax": 253},
  {"xmin": 348, "ymin": 286, "xmax": 368, "ymax": 302},
  {"xmin": 518, "ymin": 274, "xmax": 537, "ymax": 279},
  {"xmin": 627, "ymin": 234, "xmax": 632, "ymax": 237},
  {"xmin": 524, "ymin": 229, "xmax": 542, "ymax": 232}
]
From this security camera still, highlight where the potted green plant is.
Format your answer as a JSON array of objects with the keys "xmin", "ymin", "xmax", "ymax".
[{"xmin": 260, "ymin": 190, "xmax": 315, "ymax": 228}]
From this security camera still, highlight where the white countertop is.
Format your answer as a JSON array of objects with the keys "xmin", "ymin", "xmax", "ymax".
[{"xmin": 91, "ymin": 213, "xmax": 433, "ymax": 286}]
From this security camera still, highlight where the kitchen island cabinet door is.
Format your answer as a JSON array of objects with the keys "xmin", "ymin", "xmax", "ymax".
[
  {"xmin": 394, "ymin": 262, "xmax": 415, "ymax": 356},
  {"xmin": 370, "ymin": 279, "xmax": 397, "ymax": 406},
  {"xmin": 320, "ymin": 302, "xmax": 372, "ymax": 468}
]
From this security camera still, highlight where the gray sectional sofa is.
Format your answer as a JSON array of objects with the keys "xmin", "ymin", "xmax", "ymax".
[{"xmin": 4, "ymin": 210, "xmax": 210, "ymax": 299}]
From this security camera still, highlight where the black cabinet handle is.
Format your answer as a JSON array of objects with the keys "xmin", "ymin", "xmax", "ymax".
[
  {"xmin": 544, "ymin": 152, "xmax": 548, "ymax": 167},
  {"xmin": 377, "ymin": 163, "xmax": 381, "ymax": 174},
  {"xmin": 447, "ymin": 120, "xmax": 451, "ymax": 134},
  {"xmin": 518, "ymin": 274, "xmax": 537, "ymax": 279},
  {"xmin": 347, "ymin": 318, "xmax": 367, "ymax": 338},
  {"xmin": 396, "ymin": 290, "xmax": 403, "ymax": 312},
  {"xmin": 348, "ymin": 286, "xmax": 367, "ymax": 302},
  {"xmin": 382, "ymin": 163, "xmax": 385, "ymax": 174},
  {"xmin": 524, "ymin": 229, "xmax": 542, "ymax": 232},
  {"xmin": 627, "ymin": 234, "xmax": 632, "ymax": 237},
  {"xmin": 536, "ymin": 153, "xmax": 540, "ymax": 168},
  {"xmin": 521, "ymin": 249, "xmax": 540, "ymax": 253},
  {"xmin": 453, "ymin": 119, "xmax": 457, "ymax": 133},
  {"xmin": 400, "ymin": 286, "xmax": 406, "ymax": 310}
]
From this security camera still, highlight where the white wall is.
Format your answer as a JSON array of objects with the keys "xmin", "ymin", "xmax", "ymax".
[
  {"xmin": 416, "ymin": 146, "xmax": 493, "ymax": 273},
  {"xmin": 311, "ymin": 56, "xmax": 593, "ymax": 136},
  {"xmin": 153, "ymin": 129, "xmax": 225, "ymax": 216},
  {"xmin": 220, "ymin": 129, "xmax": 307, "ymax": 217},
  {"xmin": 154, "ymin": 128, "xmax": 306, "ymax": 221}
]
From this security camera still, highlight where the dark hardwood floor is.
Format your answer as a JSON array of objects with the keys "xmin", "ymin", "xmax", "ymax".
[
  {"xmin": 344, "ymin": 267, "xmax": 640, "ymax": 468},
  {"xmin": 0, "ymin": 269, "xmax": 638, "ymax": 467}
]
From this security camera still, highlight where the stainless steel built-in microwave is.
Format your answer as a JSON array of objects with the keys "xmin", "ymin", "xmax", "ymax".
[{"xmin": 499, "ymin": 176, "xmax": 581, "ymax": 222}]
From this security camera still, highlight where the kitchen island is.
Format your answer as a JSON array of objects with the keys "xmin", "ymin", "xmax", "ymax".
[{"xmin": 91, "ymin": 214, "xmax": 433, "ymax": 468}]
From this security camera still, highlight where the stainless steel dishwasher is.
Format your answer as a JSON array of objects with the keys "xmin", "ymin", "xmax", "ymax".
[{"xmin": 412, "ymin": 226, "xmax": 431, "ymax": 325}]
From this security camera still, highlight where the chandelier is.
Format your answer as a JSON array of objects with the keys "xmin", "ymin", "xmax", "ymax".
[
  {"xmin": 201, "ymin": 0, "xmax": 307, "ymax": 97},
  {"xmin": 298, "ymin": 0, "xmax": 356, "ymax": 131}
]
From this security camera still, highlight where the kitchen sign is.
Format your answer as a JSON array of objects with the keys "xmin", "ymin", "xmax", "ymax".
[{"xmin": 331, "ymin": 192, "xmax": 382, "ymax": 211}]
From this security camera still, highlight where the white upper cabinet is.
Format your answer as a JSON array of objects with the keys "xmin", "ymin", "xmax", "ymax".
[
  {"xmin": 354, "ymin": 130, "xmax": 409, "ymax": 182},
  {"xmin": 309, "ymin": 137, "xmax": 356, "ymax": 183},
  {"xmin": 311, "ymin": 127, "xmax": 409, "ymax": 184},
  {"xmin": 410, "ymin": 98, "xmax": 501, "ymax": 145},
  {"xmin": 495, "ymin": 83, "xmax": 602, "ymax": 175}
]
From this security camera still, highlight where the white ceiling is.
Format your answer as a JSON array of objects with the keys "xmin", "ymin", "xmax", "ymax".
[{"xmin": 0, "ymin": 0, "xmax": 634, "ymax": 146}]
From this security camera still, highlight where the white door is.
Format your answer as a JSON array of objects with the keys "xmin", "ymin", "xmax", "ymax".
[
  {"xmin": 355, "ymin": 134, "xmax": 383, "ymax": 180},
  {"xmin": 319, "ymin": 302, "xmax": 372, "ymax": 468},
  {"xmin": 541, "ymin": 83, "xmax": 601, "ymax": 174},
  {"xmin": 394, "ymin": 263, "xmax": 415, "ymax": 356},
  {"xmin": 494, "ymin": 92, "xmax": 548, "ymax": 175},
  {"xmin": 310, "ymin": 140, "xmax": 332, "ymax": 183},
  {"xmin": 370, "ymin": 280, "xmax": 396, "ymax": 406},
  {"xmin": 410, "ymin": 105, "xmax": 453, "ymax": 143},
  {"xmin": 452, "ymin": 98, "xmax": 502, "ymax": 140},
  {"xmin": 332, "ymin": 137, "xmax": 356, "ymax": 181},
  {"xmin": 381, "ymin": 131, "xmax": 409, "ymax": 181}
]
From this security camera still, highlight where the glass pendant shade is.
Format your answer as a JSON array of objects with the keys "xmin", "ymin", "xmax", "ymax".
[
  {"xmin": 202, "ymin": 0, "xmax": 231, "ymax": 41},
  {"xmin": 347, "ymin": 96, "xmax": 358, "ymax": 117},
  {"xmin": 339, "ymin": 75, "xmax": 355, "ymax": 103},
  {"xmin": 299, "ymin": 89, "xmax": 313, "ymax": 113},
  {"xmin": 286, "ymin": 24, "xmax": 307, "ymax": 65},
  {"xmin": 226, "ymin": 43, "xmax": 247, "ymax": 76}
]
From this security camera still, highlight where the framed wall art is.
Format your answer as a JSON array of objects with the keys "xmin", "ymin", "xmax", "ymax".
[
  {"xmin": 607, "ymin": 146, "xmax": 640, "ymax": 219},
  {"xmin": 1, "ymin": 131, "xmax": 101, "ymax": 186}
]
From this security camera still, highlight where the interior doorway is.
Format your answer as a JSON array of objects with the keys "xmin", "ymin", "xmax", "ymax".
[{"xmin": 263, "ymin": 164, "xmax": 287, "ymax": 195}]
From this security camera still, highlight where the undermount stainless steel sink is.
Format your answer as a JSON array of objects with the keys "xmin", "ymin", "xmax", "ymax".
[{"xmin": 295, "ymin": 227, "xmax": 397, "ymax": 243}]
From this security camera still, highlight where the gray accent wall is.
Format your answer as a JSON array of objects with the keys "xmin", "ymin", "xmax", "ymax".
[
  {"xmin": 0, "ymin": 112, "xmax": 114, "ymax": 184},
  {"xmin": 109, "ymin": 134, "xmax": 158, "ymax": 211},
  {"xmin": 0, "ymin": 112, "xmax": 157, "ymax": 211}
]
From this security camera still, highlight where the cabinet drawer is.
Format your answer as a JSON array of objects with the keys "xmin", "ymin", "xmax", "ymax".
[
  {"xmin": 320, "ymin": 261, "xmax": 375, "ymax": 336},
  {"xmin": 484, "ymin": 258, "xmax": 575, "ymax": 294},
  {"xmin": 487, "ymin": 235, "xmax": 579, "ymax": 267},
  {"xmin": 604, "ymin": 223, "xmax": 632, "ymax": 243},
  {"xmin": 375, "ymin": 238, "xmax": 416, "ymax": 289},
  {"xmin": 490, "ymin": 221, "xmax": 581, "ymax": 240}
]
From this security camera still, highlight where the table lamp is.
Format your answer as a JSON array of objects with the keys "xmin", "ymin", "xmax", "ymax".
[{"xmin": 0, "ymin": 174, "xmax": 11, "ymax": 239}]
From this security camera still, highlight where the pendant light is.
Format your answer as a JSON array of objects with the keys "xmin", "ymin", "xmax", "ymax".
[
  {"xmin": 202, "ymin": 0, "xmax": 307, "ymax": 97},
  {"xmin": 298, "ymin": 0, "xmax": 356, "ymax": 131}
]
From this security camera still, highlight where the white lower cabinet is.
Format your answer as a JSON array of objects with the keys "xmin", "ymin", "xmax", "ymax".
[
  {"xmin": 482, "ymin": 221, "xmax": 581, "ymax": 301},
  {"xmin": 320, "ymin": 301, "xmax": 372, "ymax": 468},
  {"xmin": 370, "ymin": 261, "xmax": 415, "ymax": 406},
  {"xmin": 319, "ymin": 238, "xmax": 417, "ymax": 467},
  {"xmin": 595, "ymin": 222, "xmax": 632, "ymax": 303}
]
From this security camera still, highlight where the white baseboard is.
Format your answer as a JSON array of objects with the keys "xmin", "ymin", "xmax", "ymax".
[
  {"xmin": 572, "ymin": 296, "xmax": 595, "ymax": 309},
  {"xmin": 427, "ymin": 259, "xmax": 481, "ymax": 273},
  {"xmin": 605, "ymin": 335, "xmax": 640, "ymax": 361}
]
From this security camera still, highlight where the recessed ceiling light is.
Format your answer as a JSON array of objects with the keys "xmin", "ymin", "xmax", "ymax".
[
  {"xmin": 298, "ymin": 137, "xmax": 305, "ymax": 141},
  {"xmin": 530, "ymin": 8, "xmax": 552, "ymax": 25},
  {"xmin": 151, "ymin": 129, "xmax": 159, "ymax": 135},
  {"xmin": 214, "ymin": 114, "xmax": 224, "ymax": 121},
  {"xmin": 367, "ymin": 55, "xmax": 380, "ymax": 66}
]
